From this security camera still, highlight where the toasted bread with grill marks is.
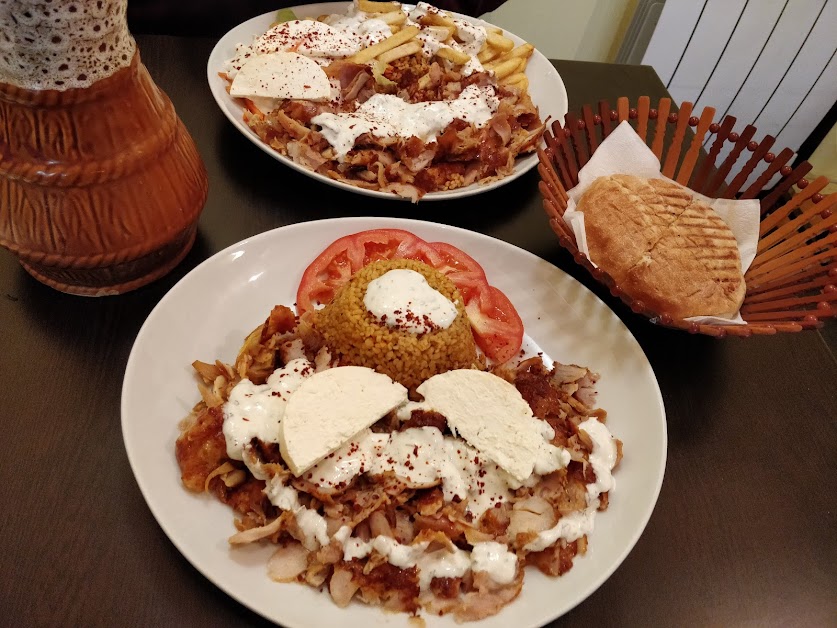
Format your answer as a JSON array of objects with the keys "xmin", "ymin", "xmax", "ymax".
[{"xmin": 578, "ymin": 174, "xmax": 745, "ymax": 319}]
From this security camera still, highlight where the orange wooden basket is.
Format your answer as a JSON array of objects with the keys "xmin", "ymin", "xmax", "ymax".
[{"xmin": 537, "ymin": 96, "xmax": 837, "ymax": 337}]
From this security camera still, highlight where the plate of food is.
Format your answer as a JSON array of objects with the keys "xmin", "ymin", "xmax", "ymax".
[
  {"xmin": 207, "ymin": 1, "xmax": 568, "ymax": 201},
  {"xmin": 122, "ymin": 217, "xmax": 666, "ymax": 627}
]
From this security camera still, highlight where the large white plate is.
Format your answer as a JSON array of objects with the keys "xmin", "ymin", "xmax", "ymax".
[
  {"xmin": 122, "ymin": 217, "xmax": 666, "ymax": 628},
  {"xmin": 207, "ymin": 2, "xmax": 569, "ymax": 201}
]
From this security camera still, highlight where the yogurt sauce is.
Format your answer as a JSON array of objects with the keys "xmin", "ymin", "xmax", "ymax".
[
  {"xmin": 312, "ymin": 83, "xmax": 499, "ymax": 157},
  {"xmin": 264, "ymin": 479, "xmax": 330, "ymax": 551},
  {"xmin": 222, "ymin": 357, "xmax": 314, "ymax": 460},
  {"xmin": 524, "ymin": 417, "xmax": 618, "ymax": 551},
  {"xmin": 323, "ymin": 9, "xmax": 393, "ymax": 48},
  {"xmin": 303, "ymin": 426, "xmax": 523, "ymax": 518},
  {"xmin": 364, "ymin": 269, "xmax": 458, "ymax": 333},
  {"xmin": 342, "ymin": 534, "xmax": 517, "ymax": 589},
  {"xmin": 264, "ymin": 478, "xmax": 518, "ymax": 586},
  {"xmin": 408, "ymin": 2, "xmax": 487, "ymax": 60}
]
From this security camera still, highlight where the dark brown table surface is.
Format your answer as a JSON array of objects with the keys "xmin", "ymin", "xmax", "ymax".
[{"xmin": 1, "ymin": 34, "xmax": 835, "ymax": 628}]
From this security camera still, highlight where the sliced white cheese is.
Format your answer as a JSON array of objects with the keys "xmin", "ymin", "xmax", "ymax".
[
  {"xmin": 229, "ymin": 51, "xmax": 332, "ymax": 102},
  {"xmin": 415, "ymin": 370, "xmax": 570, "ymax": 483},
  {"xmin": 280, "ymin": 366, "xmax": 409, "ymax": 475}
]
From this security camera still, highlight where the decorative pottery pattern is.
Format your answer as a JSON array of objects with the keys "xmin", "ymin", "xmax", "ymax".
[{"xmin": 0, "ymin": 0, "xmax": 135, "ymax": 90}]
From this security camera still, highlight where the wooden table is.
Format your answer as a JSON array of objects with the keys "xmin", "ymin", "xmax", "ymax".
[{"xmin": 1, "ymin": 34, "xmax": 835, "ymax": 627}]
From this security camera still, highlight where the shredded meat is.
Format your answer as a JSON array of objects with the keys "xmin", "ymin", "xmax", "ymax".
[
  {"xmin": 400, "ymin": 410, "xmax": 448, "ymax": 432},
  {"xmin": 176, "ymin": 305, "xmax": 618, "ymax": 621},
  {"xmin": 235, "ymin": 55, "xmax": 543, "ymax": 200},
  {"xmin": 176, "ymin": 406, "xmax": 227, "ymax": 492},
  {"xmin": 347, "ymin": 561, "xmax": 421, "ymax": 614},
  {"xmin": 287, "ymin": 140, "xmax": 329, "ymax": 171},
  {"xmin": 260, "ymin": 304, "xmax": 296, "ymax": 341},
  {"xmin": 526, "ymin": 540, "xmax": 579, "ymax": 576}
]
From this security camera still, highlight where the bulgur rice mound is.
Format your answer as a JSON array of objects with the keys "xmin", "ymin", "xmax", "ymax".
[{"xmin": 311, "ymin": 259, "xmax": 482, "ymax": 389}]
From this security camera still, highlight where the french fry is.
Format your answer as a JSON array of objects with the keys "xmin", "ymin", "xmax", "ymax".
[
  {"xmin": 425, "ymin": 24, "xmax": 456, "ymax": 40},
  {"xmin": 376, "ymin": 11, "xmax": 407, "ymax": 26},
  {"xmin": 349, "ymin": 25, "xmax": 420, "ymax": 64},
  {"xmin": 486, "ymin": 31, "xmax": 514, "ymax": 52},
  {"xmin": 486, "ymin": 45, "xmax": 534, "ymax": 79},
  {"xmin": 508, "ymin": 76, "xmax": 529, "ymax": 91},
  {"xmin": 504, "ymin": 43, "xmax": 535, "ymax": 61},
  {"xmin": 477, "ymin": 45, "xmax": 500, "ymax": 64},
  {"xmin": 420, "ymin": 12, "xmax": 456, "ymax": 28},
  {"xmin": 377, "ymin": 40, "xmax": 423, "ymax": 64},
  {"xmin": 358, "ymin": 0, "xmax": 401, "ymax": 13},
  {"xmin": 484, "ymin": 25, "xmax": 504, "ymax": 35},
  {"xmin": 501, "ymin": 72, "xmax": 527, "ymax": 85},
  {"xmin": 491, "ymin": 57, "xmax": 523, "ymax": 80},
  {"xmin": 436, "ymin": 46, "xmax": 470, "ymax": 65}
]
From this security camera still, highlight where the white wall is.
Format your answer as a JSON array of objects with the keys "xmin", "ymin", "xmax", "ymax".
[{"xmin": 482, "ymin": 0, "xmax": 634, "ymax": 61}]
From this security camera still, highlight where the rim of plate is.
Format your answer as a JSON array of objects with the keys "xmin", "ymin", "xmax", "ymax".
[
  {"xmin": 122, "ymin": 217, "xmax": 666, "ymax": 628},
  {"xmin": 206, "ymin": 2, "xmax": 569, "ymax": 202}
]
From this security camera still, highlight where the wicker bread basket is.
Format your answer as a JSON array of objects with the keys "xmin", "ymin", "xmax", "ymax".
[{"xmin": 537, "ymin": 96, "xmax": 836, "ymax": 337}]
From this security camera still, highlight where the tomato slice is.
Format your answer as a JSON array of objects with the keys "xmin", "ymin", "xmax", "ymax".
[
  {"xmin": 296, "ymin": 229, "xmax": 422, "ymax": 313},
  {"xmin": 465, "ymin": 284, "xmax": 525, "ymax": 365},
  {"xmin": 296, "ymin": 229, "xmax": 524, "ymax": 364},
  {"xmin": 427, "ymin": 242, "xmax": 488, "ymax": 277}
]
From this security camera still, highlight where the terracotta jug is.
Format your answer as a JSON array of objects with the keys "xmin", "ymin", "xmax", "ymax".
[{"xmin": 0, "ymin": 0, "xmax": 208, "ymax": 295}]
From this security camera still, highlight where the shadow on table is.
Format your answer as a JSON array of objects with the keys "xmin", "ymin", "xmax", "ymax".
[{"xmin": 6, "ymin": 231, "xmax": 215, "ymax": 359}]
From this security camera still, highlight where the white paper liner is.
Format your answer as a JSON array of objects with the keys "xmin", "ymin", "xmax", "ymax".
[{"xmin": 563, "ymin": 121, "xmax": 760, "ymax": 325}]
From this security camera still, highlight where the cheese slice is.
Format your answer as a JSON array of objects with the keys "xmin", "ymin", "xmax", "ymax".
[
  {"xmin": 229, "ymin": 51, "xmax": 332, "ymax": 102},
  {"xmin": 415, "ymin": 370, "xmax": 569, "ymax": 483},
  {"xmin": 280, "ymin": 367, "xmax": 408, "ymax": 476}
]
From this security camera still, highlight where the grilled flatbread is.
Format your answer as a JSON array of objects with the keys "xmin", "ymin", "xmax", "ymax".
[{"xmin": 578, "ymin": 174, "xmax": 745, "ymax": 319}]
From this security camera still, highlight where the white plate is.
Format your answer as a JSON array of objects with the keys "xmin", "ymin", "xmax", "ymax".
[
  {"xmin": 207, "ymin": 2, "xmax": 569, "ymax": 201},
  {"xmin": 122, "ymin": 217, "xmax": 666, "ymax": 628}
]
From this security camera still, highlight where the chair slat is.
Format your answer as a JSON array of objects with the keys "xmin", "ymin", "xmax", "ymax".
[
  {"xmin": 758, "ymin": 177, "xmax": 830, "ymax": 237},
  {"xmin": 599, "ymin": 99, "xmax": 613, "ymax": 137},
  {"xmin": 676, "ymin": 105, "xmax": 714, "ymax": 186},
  {"xmin": 565, "ymin": 111, "xmax": 589, "ymax": 168},
  {"xmin": 760, "ymin": 162, "xmax": 813, "ymax": 212},
  {"xmin": 636, "ymin": 96, "xmax": 650, "ymax": 140},
  {"xmin": 746, "ymin": 246, "xmax": 835, "ymax": 286},
  {"xmin": 651, "ymin": 98, "xmax": 671, "ymax": 159},
  {"xmin": 755, "ymin": 206, "xmax": 837, "ymax": 267},
  {"xmin": 742, "ymin": 147, "xmax": 794, "ymax": 203},
  {"xmin": 724, "ymin": 135, "xmax": 775, "ymax": 198},
  {"xmin": 582, "ymin": 104, "xmax": 598, "ymax": 153},
  {"xmin": 691, "ymin": 115, "xmax": 736, "ymax": 195},
  {"xmin": 741, "ymin": 291, "xmax": 837, "ymax": 314},
  {"xmin": 705, "ymin": 124, "xmax": 756, "ymax": 197},
  {"xmin": 662, "ymin": 101, "xmax": 693, "ymax": 178},
  {"xmin": 745, "ymin": 273, "xmax": 836, "ymax": 302},
  {"xmin": 617, "ymin": 96, "xmax": 629, "ymax": 122}
]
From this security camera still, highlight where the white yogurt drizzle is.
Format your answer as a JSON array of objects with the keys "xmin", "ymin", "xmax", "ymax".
[
  {"xmin": 304, "ymin": 426, "xmax": 524, "ymax": 518},
  {"xmin": 364, "ymin": 269, "xmax": 458, "ymax": 334},
  {"xmin": 524, "ymin": 417, "xmax": 618, "ymax": 551},
  {"xmin": 221, "ymin": 354, "xmax": 610, "ymax": 580},
  {"xmin": 342, "ymin": 534, "xmax": 517, "ymax": 589},
  {"xmin": 312, "ymin": 83, "xmax": 499, "ymax": 158},
  {"xmin": 264, "ymin": 479, "xmax": 330, "ymax": 551},
  {"xmin": 222, "ymin": 357, "xmax": 314, "ymax": 460}
]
